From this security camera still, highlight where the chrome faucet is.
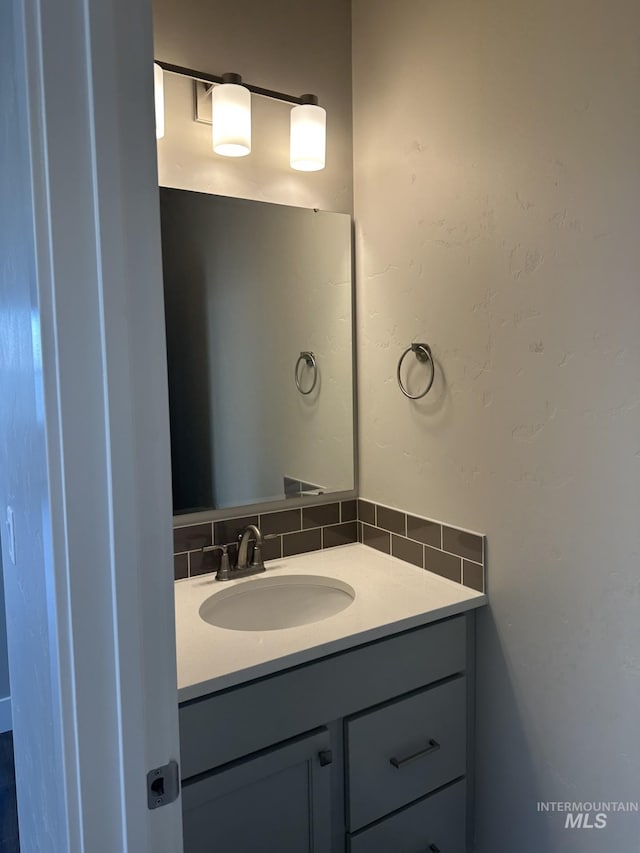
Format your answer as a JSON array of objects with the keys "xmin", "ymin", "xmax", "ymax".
[{"xmin": 202, "ymin": 523, "xmax": 267, "ymax": 582}]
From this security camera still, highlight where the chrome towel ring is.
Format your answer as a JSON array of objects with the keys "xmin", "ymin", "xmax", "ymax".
[
  {"xmin": 295, "ymin": 351, "xmax": 318, "ymax": 395},
  {"xmin": 397, "ymin": 343, "xmax": 435, "ymax": 400}
]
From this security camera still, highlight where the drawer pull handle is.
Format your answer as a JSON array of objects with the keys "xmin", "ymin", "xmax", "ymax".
[{"xmin": 390, "ymin": 738, "xmax": 440, "ymax": 768}]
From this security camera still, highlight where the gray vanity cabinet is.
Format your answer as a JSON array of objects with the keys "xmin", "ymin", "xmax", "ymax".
[
  {"xmin": 179, "ymin": 613, "xmax": 474, "ymax": 853},
  {"xmin": 182, "ymin": 728, "xmax": 332, "ymax": 853}
]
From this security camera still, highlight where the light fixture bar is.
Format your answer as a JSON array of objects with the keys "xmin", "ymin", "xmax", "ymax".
[{"xmin": 155, "ymin": 61, "xmax": 319, "ymax": 107}]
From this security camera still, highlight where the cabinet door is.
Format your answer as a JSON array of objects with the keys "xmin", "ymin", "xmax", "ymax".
[{"xmin": 182, "ymin": 728, "xmax": 332, "ymax": 853}]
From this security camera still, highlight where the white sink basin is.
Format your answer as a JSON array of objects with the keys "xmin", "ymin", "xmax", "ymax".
[{"xmin": 199, "ymin": 574, "xmax": 356, "ymax": 631}]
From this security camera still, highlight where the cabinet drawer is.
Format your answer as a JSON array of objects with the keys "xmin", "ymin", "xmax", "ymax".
[
  {"xmin": 348, "ymin": 779, "xmax": 466, "ymax": 853},
  {"xmin": 346, "ymin": 676, "xmax": 466, "ymax": 830}
]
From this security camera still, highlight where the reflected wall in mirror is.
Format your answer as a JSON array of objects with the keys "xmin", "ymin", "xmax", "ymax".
[{"xmin": 160, "ymin": 189, "xmax": 355, "ymax": 514}]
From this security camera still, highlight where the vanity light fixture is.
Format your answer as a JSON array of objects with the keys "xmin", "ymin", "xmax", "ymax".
[
  {"xmin": 290, "ymin": 96, "xmax": 326, "ymax": 172},
  {"xmin": 153, "ymin": 63, "xmax": 165, "ymax": 139},
  {"xmin": 154, "ymin": 60, "xmax": 326, "ymax": 171},
  {"xmin": 211, "ymin": 73, "xmax": 251, "ymax": 157}
]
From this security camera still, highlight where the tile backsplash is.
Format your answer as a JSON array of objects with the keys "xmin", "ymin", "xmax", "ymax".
[
  {"xmin": 173, "ymin": 498, "xmax": 485, "ymax": 593},
  {"xmin": 357, "ymin": 499, "xmax": 486, "ymax": 592},
  {"xmin": 173, "ymin": 500, "xmax": 358, "ymax": 580}
]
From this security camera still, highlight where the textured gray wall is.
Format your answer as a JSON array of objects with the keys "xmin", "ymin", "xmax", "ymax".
[
  {"xmin": 153, "ymin": 0, "xmax": 353, "ymax": 213},
  {"xmin": 352, "ymin": 1, "xmax": 640, "ymax": 850}
]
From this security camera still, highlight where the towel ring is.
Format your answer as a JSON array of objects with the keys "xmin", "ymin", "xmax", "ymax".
[
  {"xmin": 397, "ymin": 343, "xmax": 435, "ymax": 400},
  {"xmin": 295, "ymin": 351, "xmax": 318, "ymax": 395}
]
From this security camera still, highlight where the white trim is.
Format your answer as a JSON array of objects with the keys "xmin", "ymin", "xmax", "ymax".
[
  {"xmin": 0, "ymin": 697, "xmax": 11, "ymax": 734},
  {"xmin": 1, "ymin": 0, "xmax": 183, "ymax": 849}
]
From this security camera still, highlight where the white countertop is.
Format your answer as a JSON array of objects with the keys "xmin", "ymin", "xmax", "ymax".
[{"xmin": 174, "ymin": 543, "xmax": 486, "ymax": 702}]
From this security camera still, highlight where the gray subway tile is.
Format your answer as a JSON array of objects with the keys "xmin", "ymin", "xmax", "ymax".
[
  {"xmin": 424, "ymin": 545, "xmax": 462, "ymax": 583},
  {"xmin": 391, "ymin": 534, "xmax": 424, "ymax": 568},
  {"xmin": 260, "ymin": 508, "xmax": 302, "ymax": 536},
  {"xmin": 357, "ymin": 499, "xmax": 376, "ymax": 525},
  {"xmin": 214, "ymin": 515, "xmax": 258, "ymax": 546},
  {"xmin": 357, "ymin": 521, "xmax": 363, "ymax": 543},
  {"xmin": 323, "ymin": 521, "xmax": 358, "ymax": 549},
  {"xmin": 173, "ymin": 522, "xmax": 212, "ymax": 554},
  {"xmin": 341, "ymin": 499, "xmax": 357, "ymax": 523},
  {"xmin": 407, "ymin": 515, "xmax": 441, "ymax": 548},
  {"xmin": 174, "ymin": 553, "xmax": 188, "ymax": 580},
  {"xmin": 362, "ymin": 523, "xmax": 391, "ymax": 554},
  {"xmin": 376, "ymin": 505, "xmax": 406, "ymax": 535},
  {"xmin": 442, "ymin": 527, "xmax": 483, "ymax": 563},
  {"xmin": 282, "ymin": 528, "xmax": 322, "ymax": 557},
  {"xmin": 303, "ymin": 502, "xmax": 340, "ymax": 529},
  {"xmin": 262, "ymin": 534, "xmax": 282, "ymax": 562},
  {"xmin": 463, "ymin": 560, "xmax": 484, "ymax": 592},
  {"xmin": 189, "ymin": 548, "xmax": 219, "ymax": 577}
]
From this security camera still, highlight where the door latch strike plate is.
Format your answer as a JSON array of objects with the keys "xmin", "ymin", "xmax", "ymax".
[{"xmin": 147, "ymin": 760, "xmax": 180, "ymax": 809}]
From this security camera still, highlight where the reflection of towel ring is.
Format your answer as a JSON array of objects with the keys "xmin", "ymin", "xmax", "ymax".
[
  {"xmin": 397, "ymin": 343, "xmax": 435, "ymax": 400},
  {"xmin": 295, "ymin": 351, "xmax": 318, "ymax": 395}
]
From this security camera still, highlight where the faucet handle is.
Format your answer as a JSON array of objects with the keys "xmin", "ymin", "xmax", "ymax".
[
  {"xmin": 250, "ymin": 533, "xmax": 279, "ymax": 570},
  {"xmin": 202, "ymin": 543, "xmax": 232, "ymax": 581},
  {"xmin": 249, "ymin": 540, "xmax": 264, "ymax": 571},
  {"xmin": 249, "ymin": 544, "xmax": 262, "ymax": 570}
]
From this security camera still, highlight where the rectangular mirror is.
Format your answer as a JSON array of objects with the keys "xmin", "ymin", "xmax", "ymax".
[{"xmin": 160, "ymin": 188, "xmax": 355, "ymax": 515}]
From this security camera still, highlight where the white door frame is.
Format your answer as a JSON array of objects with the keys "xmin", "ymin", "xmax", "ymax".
[{"xmin": 0, "ymin": 0, "xmax": 183, "ymax": 850}]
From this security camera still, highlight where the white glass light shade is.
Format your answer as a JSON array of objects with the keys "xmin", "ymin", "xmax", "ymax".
[
  {"xmin": 153, "ymin": 63, "xmax": 165, "ymax": 140},
  {"xmin": 212, "ymin": 83, "xmax": 252, "ymax": 157},
  {"xmin": 290, "ymin": 104, "xmax": 326, "ymax": 171}
]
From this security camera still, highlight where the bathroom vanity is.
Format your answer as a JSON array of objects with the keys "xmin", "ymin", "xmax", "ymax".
[
  {"xmin": 162, "ymin": 180, "xmax": 486, "ymax": 852},
  {"xmin": 175, "ymin": 544, "xmax": 485, "ymax": 852}
]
